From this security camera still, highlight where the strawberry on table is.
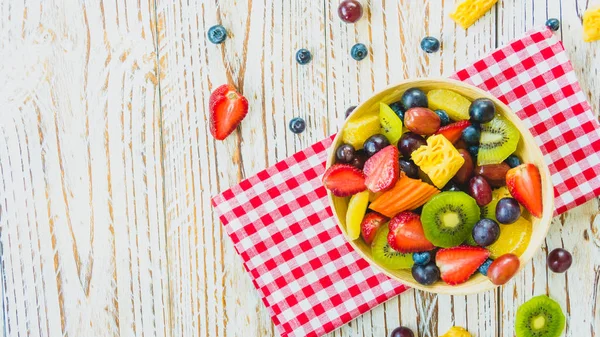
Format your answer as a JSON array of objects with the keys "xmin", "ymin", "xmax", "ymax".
[
  {"xmin": 361, "ymin": 212, "xmax": 388, "ymax": 245},
  {"xmin": 435, "ymin": 120, "xmax": 471, "ymax": 144},
  {"xmin": 506, "ymin": 163, "xmax": 543, "ymax": 218},
  {"xmin": 209, "ymin": 84, "xmax": 249, "ymax": 140},
  {"xmin": 322, "ymin": 164, "xmax": 366, "ymax": 197},
  {"xmin": 363, "ymin": 145, "xmax": 400, "ymax": 193},
  {"xmin": 387, "ymin": 212, "xmax": 435, "ymax": 253},
  {"xmin": 436, "ymin": 246, "xmax": 490, "ymax": 285}
]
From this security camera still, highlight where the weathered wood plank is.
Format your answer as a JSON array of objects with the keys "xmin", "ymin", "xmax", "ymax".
[{"xmin": 0, "ymin": 1, "xmax": 169, "ymax": 336}]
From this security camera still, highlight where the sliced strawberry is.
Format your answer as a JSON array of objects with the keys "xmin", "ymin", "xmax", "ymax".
[
  {"xmin": 322, "ymin": 164, "xmax": 366, "ymax": 197},
  {"xmin": 387, "ymin": 212, "xmax": 435, "ymax": 253},
  {"xmin": 435, "ymin": 120, "xmax": 471, "ymax": 144},
  {"xmin": 363, "ymin": 145, "xmax": 400, "ymax": 193},
  {"xmin": 506, "ymin": 163, "xmax": 543, "ymax": 217},
  {"xmin": 436, "ymin": 246, "xmax": 490, "ymax": 285},
  {"xmin": 361, "ymin": 212, "xmax": 388, "ymax": 245},
  {"xmin": 209, "ymin": 84, "xmax": 249, "ymax": 140}
]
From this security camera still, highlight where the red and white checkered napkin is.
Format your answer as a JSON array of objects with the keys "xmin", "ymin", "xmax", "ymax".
[{"xmin": 211, "ymin": 27, "xmax": 600, "ymax": 337}]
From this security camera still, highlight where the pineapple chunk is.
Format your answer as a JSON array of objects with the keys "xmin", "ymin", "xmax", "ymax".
[
  {"xmin": 427, "ymin": 89, "xmax": 471, "ymax": 121},
  {"xmin": 411, "ymin": 135, "xmax": 465, "ymax": 189},
  {"xmin": 583, "ymin": 5, "xmax": 600, "ymax": 42},
  {"xmin": 450, "ymin": 0, "xmax": 498, "ymax": 29},
  {"xmin": 342, "ymin": 114, "xmax": 380, "ymax": 149}
]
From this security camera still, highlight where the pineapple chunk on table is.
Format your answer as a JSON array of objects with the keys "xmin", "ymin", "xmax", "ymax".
[
  {"xmin": 583, "ymin": 5, "xmax": 600, "ymax": 42},
  {"xmin": 450, "ymin": 0, "xmax": 498, "ymax": 29}
]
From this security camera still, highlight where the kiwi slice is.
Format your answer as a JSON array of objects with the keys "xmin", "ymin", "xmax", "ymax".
[
  {"xmin": 421, "ymin": 192, "xmax": 481, "ymax": 247},
  {"xmin": 516, "ymin": 295, "xmax": 565, "ymax": 337},
  {"xmin": 380, "ymin": 102, "xmax": 404, "ymax": 144},
  {"xmin": 372, "ymin": 225, "xmax": 414, "ymax": 269},
  {"xmin": 478, "ymin": 116, "xmax": 520, "ymax": 166}
]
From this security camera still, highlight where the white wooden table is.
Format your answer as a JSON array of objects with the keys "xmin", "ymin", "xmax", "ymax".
[{"xmin": 1, "ymin": 1, "xmax": 599, "ymax": 336}]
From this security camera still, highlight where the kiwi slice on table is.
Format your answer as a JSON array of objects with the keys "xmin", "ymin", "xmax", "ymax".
[
  {"xmin": 371, "ymin": 225, "xmax": 414, "ymax": 270},
  {"xmin": 478, "ymin": 115, "xmax": 520, "ymax": 166},
  {"xmin": 516, "ymin": 295, "xmax": 565, "ymax": 337},
  {"xmin": 421, "ymin": 191, "xmax": 481, "ymax": 248}
]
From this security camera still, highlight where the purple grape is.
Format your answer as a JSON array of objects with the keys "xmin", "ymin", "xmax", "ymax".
[
  {"xmin": 363, "ymin": 134, "xmax": 390, "ymax": 157},
  {"xmin": 469, "ymin": 176, "xmax": 492, "ymax": 206},
  {"xmin": 345, "ymin": 105, "xmax": 357, "ymax": 119},
  {"xmin": 398, "ymin": 132, "xmax": 426, "ymax": 159},
  {"xmin": 350, "ymin": 150, "xmax": 368, "ymax": 170},
  {"xmin": 547, "ymin": 248, "xmax": 572, "ymax": 273},
  {"xmin": 335, "ymin": 144, "xmax": 355, "ymax": 164},
  {"xmin": 472, "ymin": 218, "xmax": 500, "ymax": 246},
  {"xmin": 495, "ymin": 198, "xmax": 521, "ymax": 224},
  {"xmin": 399, "ymin": 159, "xmax": 419, "ymax": 179},
  {"xmin": 390, "ymin": 326, "xmax": 415, "ymax": 337}
]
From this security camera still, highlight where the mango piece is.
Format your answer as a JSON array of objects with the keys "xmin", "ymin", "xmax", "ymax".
[
  {"xmin": 441, "ymin": 326, "xmax": 472, "ymax": 337},
  {"xmin": 583, "ymin": 5, "xmax": 600, "ymax": 42},
  {"xmin": 487, "ymin": 216, "xmax": 532, "ymax": 259},
  {"xmin": 450, "ymin": 0, "xmax": 498, "ymax": 29},
  {"xmin": 346, "ymin": 191, "xmax": 370, "ymax": 240}
]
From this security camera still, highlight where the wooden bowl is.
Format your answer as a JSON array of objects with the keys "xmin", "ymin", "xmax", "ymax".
[{"xmin": 327, "ymin": 78, "xmax": 554, "ymax": 295}]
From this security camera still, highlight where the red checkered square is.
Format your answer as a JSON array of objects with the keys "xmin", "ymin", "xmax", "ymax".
[{"xmin": 212, "ymin": 27, "xmax": 600, "ymax": 337}]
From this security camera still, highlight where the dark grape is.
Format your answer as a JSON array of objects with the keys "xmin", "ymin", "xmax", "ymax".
[
  {"xmin": 345, "ymin": 105, "xmax": 357, "ymax": 119},
  {"xmin": 469, "ymin": 98, "xmax": 496, "ymax": 123},
  {"xmin": 472, "ymin": 218, "xmax": 500, "ymax": 246},
  {"xmin": 400, "ymin": 88, "xmax": 428, "ymax": 111},
  {"xmin": 338, "ymin": 0, "xmax": 363, "ymax": 23},
  {"xmin": 454, "ymin": 149, "xmax": 474, "ymax": 185},
  {"xmin": 412, "ymin": 251, "xmax": 432, "ymax": 266},
  {"xmin": 398, "ymin": 132, "xmax": 427, "ymax": 158},
  {"xmin": 469, "ymin": 176, "xmax": 492, "ymax": 206},
  {"xmin": 399, "ymin": 159, "xmax": 419, "ymax": 179},
  {"xmin": 442, "ymin": 181, "xmax": 462, "ymax": 192},
  {"xmin": 435, "ymin": 109, "xmax": 450, "ymax": 126},
  {"xmin": 412, "ymin": 262, "xmax": 440, "ymax": 285},
  {"xmin": 547, "ymin": 248, "xmax": 572, "ymax": 273},
  {"xmin": 335, "ymin": 144, "xmax": 355, "ymax": 164},
  {"xmin": 495, "ymin": 198, "xmax": 521, "ymax": 224},
  {"xmin": 462, "ymin": 125, "xmax": 481, "ymax": 145},
  {"xmin": 363, "ymin": 134, "xmax": 390, "ymax": 157},
  {"xmin": 390, "ymin": 326, "xmax": 415, "ymax": 337},
  {"xmin": 351, "ymin": 150, "xmax": 368, "ymax": 170}
]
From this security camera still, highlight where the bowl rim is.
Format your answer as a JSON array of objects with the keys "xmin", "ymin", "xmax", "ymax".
[{"xmin": 326, "ymin": 77, "xmax": 555, "ymax": 295}]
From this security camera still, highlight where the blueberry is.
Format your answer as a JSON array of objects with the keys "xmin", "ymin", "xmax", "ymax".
[
  {"xmin": 400, "ymin": 88, "xmax": 428, "ymax": 111},
  {"xmin": 505, "ymin": 155, "xmax": 521, "ymax": 168},
  {"xmin": 289, "ymin": 117, "xmax": 306, "ymax": 134},
  {"xmin": 435, "ymin": 109, "xmax": 450, "ymax": 126},
  {"xmin": 443, "ymin": 181, "xmax": 462, "ymax": 192},
  {"xmin": 412, "ymin": 262, "xmax": 440, "ymax": 285},
  {"xmin": 546, "ymin": 18, "xmax": 560, "ymax": 31},
  {"xmin": 207, "ymin": 25, "xmax": 227, "ymax": 44},
  {"xmin": 363, "ymin": 134, "xmax": 390, "ymax": 157},
  {"xmin": 413, "ymin": 206, "xmax": 423, "ymax": 215},
  {"xmin": 468, "ymin": 145, "xmax": 479, "ymax": 158},
  {"xmin": 495, "ymin": 197, "xmax": 521, "ymax": 224},
  {"xmin": 420, "ymin": 36, "xmax": 440, "ymax": 53},
  {"xmin": 412, "ymin": 252, "xmax": 431, "ymax": 266},
  {"xmin": 472, "ymin": 218, "xmax": 500, "ymax": 247},
  {"xmin": 478, "ymin": 259, "xmax": 494, "ymax": 276},
  {"xmin": 469, "ymin": 98, "xmax": 496, "ymax": 123},
  {"xmin": 351, "ymin": 43, "xmax": 368, "ymax": 61},
  {"xmin": 345, "ymin": 105, "xmax": 357, "ymax": 119},
  {"xmin": 389, "ymin": 101, "xmax": 405, "ymax": 121},
  {"xmin": 296, "ymin": 48, "xmax": 312, "ymax": 65},
  {"xmin": 462, "ymin": 125, "xmax": 481, "ymax": 145}
]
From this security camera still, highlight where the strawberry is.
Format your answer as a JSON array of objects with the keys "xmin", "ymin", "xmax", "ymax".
[
  {"xmin": 387, "ymin": 212, "xmax": 435, "ymax": 253},
  {"xmin": 435, "ymin": 120, "xmax": 471, "ymax": 144},
  {"xmin": 322, "ymin": 164, "xmax": 367, "ymax": 197},
  {"xmin": 209, "ymin": 84, "xmax": 249, "ymax": 140},
  {"xmin": 361, "ymin": 212, "xmax": 388, "ymax": 245},
  {"xmin": 506, "ymin": 163, "xmax": 543, "ymax": 217},
  {"xmin": 363, "ymin": 145, "xmax": 400, "ymax": 193},
  {"xmin": 436, "ymin": 246, "xmax": 490, "ymax": 285}
]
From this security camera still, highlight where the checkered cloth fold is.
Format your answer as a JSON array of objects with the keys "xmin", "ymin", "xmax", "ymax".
[{"xmin": 211, "ymin": 27, "xmax": 600, "ymax": 337}]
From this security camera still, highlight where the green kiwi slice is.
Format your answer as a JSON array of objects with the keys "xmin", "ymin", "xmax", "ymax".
[
  {"xmin": 478, "ymin": 115, "xmax": 520, "ymax": 166},
  {"xmin": 516, "ymin": 295, "xmax": 565, "ymax": 337},
  {"xmin": 371, "ymin": 225, "xmax": 414, "ymax": 269},
  {"xmin": 421, "ymin": 191, "xmax": 481, "ymax": 248}
]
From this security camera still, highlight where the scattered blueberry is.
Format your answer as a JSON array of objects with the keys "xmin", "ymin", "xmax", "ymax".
[
  {"xmin": 296, "ymin": 48, "xmax": 312, "ymax": 65},
  {"xmin": 478, "ymin": 259, "xmax": 494, "ymax": 276},
  {"xmin": 462, "ymin": 125, "xmax": 481, "ymax": 145},
  {"xmin": 435, "ymin": 109, "xmax": 450, "ymax": 126},
  {"xmin": 420, "ymin": 36, "xmax": 441, "ymax": 53},
  {"xmin": 413, "ymin": 252, "xmax": 432, "ymax": 266},
  {"xmin": 289, "ymin": 117, "xmax": 306, "ymax": 134},
  {"xmin": 412, "ymin": 262, "xmax": 440, "ymax": 285},
  {"xmin": 469, "ymin": 98, "xmax": 496, "ymax": 123},
  {"xmin": 505, "ymin": 155, "xmax": 522, "ymax": 168},
  {"xmin": 345, "ymin": 105, "xmax": 357, "ymax": 119},
  {"xmin": 468, "ymin": 145, "xmax": 479, "ymax": 158},
  {"xmin": 400, "ymin": 88, "xmax": 428, "ymax": 110},
  {"xmin": 351, "ymin": 43, "xmax": 368, "ymax": 61},
  {"xmin": 546, "ymin": 18, "xmax": 560, "ymax": 31},
  {"xmin": 389, "ymin": 101, "xmax": 405, "ymax": 121},
  {"xmin": 207, "ymin": 25, "xmax": 228, "ymax": 44}
]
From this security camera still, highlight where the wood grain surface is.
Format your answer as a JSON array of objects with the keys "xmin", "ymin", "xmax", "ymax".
[{"xmin": 1, "ymin": 0, "xmax": 599, "ymax": 336}]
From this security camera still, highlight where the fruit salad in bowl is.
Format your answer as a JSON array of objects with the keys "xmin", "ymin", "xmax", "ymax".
[{"xmin": 323, "ymin": 79, "xmax": 553, "ymax": 294}]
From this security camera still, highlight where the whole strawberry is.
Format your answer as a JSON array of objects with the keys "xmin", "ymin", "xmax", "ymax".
[{"xmin": 209, "ymin": 84, "xmax": 249, "ymax": 140}]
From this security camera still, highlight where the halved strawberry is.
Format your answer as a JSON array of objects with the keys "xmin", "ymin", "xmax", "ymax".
[
  {"xmin": 435, "ymin": 120, "xmax": 471, "ymax": 144},
  {"xmin": 363, "ymin": 145, "xmax": 399, "ymax": 193},
  {"xmin": 209, "ymin": 84, "xmax": 249, "ymax": 140},
  {"xmin": 361, "ymin": 212, "xmax": 388, "ymax": 245},
  {"xmin": 322, "ymin": 164, "xmax": 366, "ymax": 197},
  {"xmin": 387, "ymin": 212, "xmax": 435, "ymax": 253},
  {"xmin": 506, "ymin": 163, "xmax": 543, "ymax": 217},
  {"xmin": 436, "ymin": 246, "xmax": 490, "ymax": 285}
]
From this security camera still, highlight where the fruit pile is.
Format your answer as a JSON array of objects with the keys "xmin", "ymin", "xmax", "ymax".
[{"xmin": 323, "ymin": 87, "xmax": 544, "ymax": 287}]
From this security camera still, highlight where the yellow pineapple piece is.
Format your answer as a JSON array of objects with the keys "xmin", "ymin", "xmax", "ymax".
[
  {"xmin": 441, "ymin": 326, "xmax": 472, "ymax": 337},
  {"xmin": 450, "ymin": 0, "xmax": 498, "ymax": 29},
  {"xmin": 583, "ymin": 5, "xmax": 600, "ymax": 42},
  {"xmin": 342, "ymin": 114, "xmax": 380, "ymax": 149},
  {"xmin": 411, "ymin": 135, "xmax": 465, "ymax": 189},
  {"xmin": 427, "ymin": 89, "xmax": 472, "ymax": 121}
]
